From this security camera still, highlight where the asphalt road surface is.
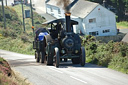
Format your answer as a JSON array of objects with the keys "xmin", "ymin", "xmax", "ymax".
[{"xmin": 0, "ymin": 49, "xmax": 128, "ymax": 85}]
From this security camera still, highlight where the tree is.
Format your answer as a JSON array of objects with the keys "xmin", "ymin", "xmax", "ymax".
[
  {"xmin": 87, "ymin": 0, "xmax": 128, "ymax": 21},
  {"xmin": 111, "ymin": 0, "xmax": 126, "ymax": 21}
]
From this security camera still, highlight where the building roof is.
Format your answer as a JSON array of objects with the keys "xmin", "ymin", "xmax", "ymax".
[
  {"xmin": 46, "ymin": 0, "xmax": 99, "ymax": 18},
  {"xmin": 122, "ymin": 33, "xmax": 128, "ymax": 43}
]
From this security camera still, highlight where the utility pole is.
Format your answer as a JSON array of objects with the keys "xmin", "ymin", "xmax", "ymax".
[
  {"xmin": 21, "ymin": 0, "xmax": 25, "ymax": 32},
  {"xmin": 1, "ymin": 0, "xmax": 6, "ymax": 29},
  {"xmin": 5, "ymin": 0, "xmax": 7, "ymax": 6},
  {"xmin": 30, "ymin": 0, "xmax": 34, "ymax": 33}
]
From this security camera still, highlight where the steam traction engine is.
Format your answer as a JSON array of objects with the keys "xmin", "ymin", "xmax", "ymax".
[{"xmin": 33, "ymin": 12, "xmax": 86, "ymax": 67}]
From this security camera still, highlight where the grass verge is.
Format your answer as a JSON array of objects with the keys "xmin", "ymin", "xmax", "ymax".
[{"xmin": 117, "ymin": 21, "xmax": 128, "ymax": 29}]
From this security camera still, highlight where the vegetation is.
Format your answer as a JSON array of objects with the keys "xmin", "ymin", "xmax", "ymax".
[
  {"xmin": 117, "ymin": 21, "xmax": 128, "ymax": 29},
  {"xmin": 0, "ymin": 5, "xmax": 46, "ymax": 55},
  {"xmin": 0, "ymin": 57, "xmax": 31, "ymax": 85},
  {"xmin": 87, "ymin": 0, "xmax": 128, "ymax": 21},
  {"xmin": 82, "ymin": 35, "xmax": 128, "ymax": 74},
  {"xmin": 0, "ymin": 5, "xmax": 46, "ymax": 84},
  {"xmin": 11, "ymin": 5, "xmax": 46, "ymax": 32}
]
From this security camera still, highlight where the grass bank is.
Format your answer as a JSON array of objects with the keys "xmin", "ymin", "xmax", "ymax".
[{"xmin": 0, "ymin": 5, "xmax": 46, "ymax": 55}]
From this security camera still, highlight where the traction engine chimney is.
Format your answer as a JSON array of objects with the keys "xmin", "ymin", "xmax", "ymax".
[{"xmin": 65, "ymin": 12, "xmax": 71, "ymax": 32}]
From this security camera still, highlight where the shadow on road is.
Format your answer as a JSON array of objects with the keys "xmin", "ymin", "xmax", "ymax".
[
  {"xmin": 8, "ymin": 58, "xmax": 105, "ymax": 69},
  {"xmin": 59, "ymin": 61, "xmax": 105, "ymax": 68},
  {"xmin": 8, "ymin": 58, "xmax": 42, "ymax": 67}
]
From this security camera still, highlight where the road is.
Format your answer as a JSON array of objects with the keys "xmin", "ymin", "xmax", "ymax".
[
  {"xmin": 0, "ymin": 50, "xmax": 128, "ymax": 85},
  {"xmin": 119, "ymin": 28, "xmax": 128, "ymax": 34}
]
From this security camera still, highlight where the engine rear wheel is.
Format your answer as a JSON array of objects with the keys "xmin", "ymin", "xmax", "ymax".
[
  {"xmin": 72, "ymin": 57, "xmax": 80, "ymax": 64},
  {"xmin": 36, "ymin": 51, "xmax": 40, "ymax": 63},
  {"xmin": 47, "ymin": 55, "xmax": 53, "ymax": 65},
  {"xmin": 54, "ymin": 47, "xmax": 60, "ymax": 68},
  {"xmin": 80, "ymin": 47, "xmax": 85, "ymax": 66},
  {"xmin": 35, "ymin": 51, "xmax": 37, "ymax": 59},
  {"xmin": 40, "ymin": 52, "xmax": 45, "ymax": 63}
]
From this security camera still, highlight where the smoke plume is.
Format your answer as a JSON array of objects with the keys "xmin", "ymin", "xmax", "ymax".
[
  {"xmin": 57, "ymin": 0, "xmax": 70, "ymax": 12},
  {"xmin": 57, "ymin": 0, "xmax": 78, "ymax": 12}
]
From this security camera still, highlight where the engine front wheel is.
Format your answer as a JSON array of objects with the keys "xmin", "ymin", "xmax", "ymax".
[
  {"xmin": 80, "ymin": 47, "xmax": 86, "ymax": 66},
  {"xmin": 54, "ymin": 47, "xmax": 60, "ymax": 68}
]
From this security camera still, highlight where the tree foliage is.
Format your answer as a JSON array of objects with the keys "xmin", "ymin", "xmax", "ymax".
[{"xmin": 87, "ymin": 0, "xmax": 128, "ymax": 21}]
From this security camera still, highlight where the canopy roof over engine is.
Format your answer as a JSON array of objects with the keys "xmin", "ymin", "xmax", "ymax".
[{"xmin": 42, "ymin": 18, "xmax": 78, "ymax": 25}]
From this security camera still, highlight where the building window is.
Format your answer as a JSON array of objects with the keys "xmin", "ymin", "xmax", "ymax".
[
  {"xmin": 89, "ymin": 18, "xmax": 96, "ymax": 23},
  {"xmin": 50, "ymin": 7, "xmax": 53, "ymax": 12},
  {"xmin": 58, "ymin": 9, "xmax": 61, "ymax": 14},
  {"xmin": 89, "ymin": 31, "xmax": 99, "ymax": 36},
  {"xmin": 103, "ymin": 29, "xmax": 110, "ymax": 33}
]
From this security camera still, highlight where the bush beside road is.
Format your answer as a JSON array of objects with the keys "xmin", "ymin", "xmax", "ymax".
[{"xmin": 82, "ymin": 35, "xmax": 128, "ymax": 74}]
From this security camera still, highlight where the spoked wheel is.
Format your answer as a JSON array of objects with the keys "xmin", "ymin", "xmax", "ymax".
[
  {"xmin": 40, "ymin": 52, "xmax": 45, "ymax": 63},
  {"xmin": 54, "ymin": 47, "xmax": 60, "ymax": 68},
  {"xmin": 44, "ymin": 55, "xmax": 47, "ymax": 64},
  {"xmin": 36, "ymin": 51, "xmax": 40, "ymax": 63},
  {"xmin": 44, "ymin": 54, "xmax": 53, "ymax": 65},
  {"xmin": 47, "ymin": 55, "xmax": 53, "ymax": 65},
  {"xmin": 80, "ymin": 47, "xmax": 86, "ymax": 66},
  {"xmin": 35, "ymin": 51, "xmax": 37, "ymax": 59}
]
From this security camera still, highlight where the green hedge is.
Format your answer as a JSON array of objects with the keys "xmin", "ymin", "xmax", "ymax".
[{"xmin": 82, "ymin": 35, "xmax": 128, "ymax": 74}]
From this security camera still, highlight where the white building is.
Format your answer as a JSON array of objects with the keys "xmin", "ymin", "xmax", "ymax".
[{"xmin": 45, "ymin": 0, "xmax": 117, "ymax": 36}]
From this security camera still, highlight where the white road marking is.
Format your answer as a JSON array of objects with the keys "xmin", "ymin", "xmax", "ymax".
[
  {"xmin": 70, "ymin": 76, "xmax": 87, "ymax": 84},
  {"xmin": 49, "ymin": 67, "xmax": 63, "ymax": 74}
]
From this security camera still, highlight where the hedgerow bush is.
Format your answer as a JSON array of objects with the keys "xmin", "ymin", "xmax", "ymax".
[
  {"xmin": 0, "ymin": 29, "xmax": 17, "ymax": 38},
  {"xmin": 109, "ymin": 55, "xmax": 128, "ymax": 74},
  {"xmin": 0, "ymin": 6, "xmax": 22, "ymax": 31},
  {"xmin": 82, "ymin": 35, "xmax": 128, "ymax": 74}
]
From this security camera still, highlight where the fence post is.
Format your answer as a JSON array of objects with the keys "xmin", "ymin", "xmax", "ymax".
[{"xmin": 21, "ymin": 0, "xmax": 25, "ymax": 32}]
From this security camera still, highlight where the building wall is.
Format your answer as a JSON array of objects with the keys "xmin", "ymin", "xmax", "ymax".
[
  {"xmin": 46, "ymin": 4, "xmax": 65, "ymax": 19},
  {"xmin": 46, "ymin": 4, "xmax": 117, "ymax": 36},
  {"xmin": 83, "ymin": 5, "xmax": 117, "ymax": 36}
]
